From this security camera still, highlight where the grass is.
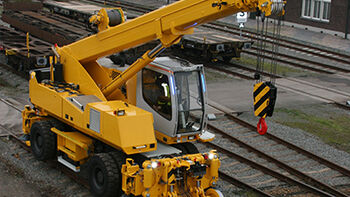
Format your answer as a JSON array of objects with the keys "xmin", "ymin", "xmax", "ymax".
[
  {"xmin": 274, "ymin": 108, "xmax": 350, "ymax": 152},
  {"xmin": 235, "ymin": 56, "xmax": 305, "ymax": 77}
]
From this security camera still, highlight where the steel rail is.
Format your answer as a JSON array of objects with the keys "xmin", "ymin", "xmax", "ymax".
[
  {"xmin": 207, "ymin": 123, "xmax": 349, "ymax": 197},
  {"xmin": 0, "ymin": 98, "xmax": 90, "ymax": 189},
  {"xmin": 205, "ymin": 22, "xmax": 350, "ymax": 63},
  {"xmin": 218, "ymin": 171, "xmax": 273, "ymax": 197},
  {"xmin": 203, "ymin": 142, "xmax": 334, "ymax": 197},
  {"xmin": 204, "ymin": 63, "xmax": 255, "ymax": 80},
  {"xmin": 208, "ymin": 102, "xmax": 350, "ymax": 178},
  {"xmin": 223, "ymin": 61, "xmax": 282, "ymax": 78},
  {"xmin": 248, "ymin": 46, "xmax": 350, "ymax": 73},
  {"xmin": 243, "ymin": 50, "xmax": 334, "ymax": 74}
]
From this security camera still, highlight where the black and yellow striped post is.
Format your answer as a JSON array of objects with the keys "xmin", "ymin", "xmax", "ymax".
[{"xmin": 253, "ymin": 81, "xmax": 277, "ymax": 118}]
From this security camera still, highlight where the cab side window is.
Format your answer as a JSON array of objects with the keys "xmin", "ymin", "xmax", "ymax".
[{"xmin": 142, "ymin": 68, "xmax": 172, "ymax": 120}]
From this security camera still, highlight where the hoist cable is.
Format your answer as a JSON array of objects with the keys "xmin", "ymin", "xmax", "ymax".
[{"xmin": 269, "ymin": 16, "xmax": 282, "ymax": 85}]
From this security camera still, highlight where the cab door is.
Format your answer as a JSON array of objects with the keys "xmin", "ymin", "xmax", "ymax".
[{"xmin": 136, "ymin": 65, "xmax": 177, "ymax": 138}]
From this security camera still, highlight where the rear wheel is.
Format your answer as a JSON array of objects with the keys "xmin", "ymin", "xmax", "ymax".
[
  {"xmin": 30, "ymin": 120, "xmax": 56, "ymax": 161},
  {"xmin": 89, "ymin": 153, "xmax": 120, "ymax": 197}
]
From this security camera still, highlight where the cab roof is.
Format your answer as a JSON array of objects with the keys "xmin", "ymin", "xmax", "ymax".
[{"xmin": 152, "ymin": 57, "xmax": 203, "ymax": 72}]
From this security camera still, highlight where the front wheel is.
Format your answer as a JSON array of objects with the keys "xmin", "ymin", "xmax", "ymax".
[
  {"xmin": 206, "ymin": 188, "xmax": 224, "ymax": 197},
  {"xmin": 171, "ymin": 142, "xmax": 199, "ymax": 155},
  {"xmin": 89, "ymin": 153, "xmax": 120, "ymax": 197}
]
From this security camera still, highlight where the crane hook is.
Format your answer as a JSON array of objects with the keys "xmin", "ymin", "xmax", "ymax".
[{"xmin": 257, "ymin": 117, "xmax": 267, "ymax": 135}]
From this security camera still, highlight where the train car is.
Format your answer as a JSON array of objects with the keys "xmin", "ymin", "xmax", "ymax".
[
  {"xmin": 43, "ymin": 0, "xmax": 105, "ymax": 22},
  {"xmin": 1, "ymin": 9, "xmax": 90, "ymax": 46},
  {"xmin": 109, "ymin": 28, "xmax": 253, "ymax": 66},
  {"xmin": 0, "ymin": 25, "xmax": 52, "ymax": 73},
  {"xmin": 41, "ymin": 0, "xmax": 253, "ymax": 63},
  {"xmin": 174, "ymin": 27, "xmax": 253, "ymax": 62}
]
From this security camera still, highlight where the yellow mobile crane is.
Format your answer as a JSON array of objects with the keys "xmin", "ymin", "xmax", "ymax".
[{"xmin": 22, "ymin": 0, "xmax": 284, "ymax": 196}]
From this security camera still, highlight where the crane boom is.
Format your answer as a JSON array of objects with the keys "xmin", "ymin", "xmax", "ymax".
[{"xmin": 55, "ymin": 0, "xmax": 284, "ymax": 101}]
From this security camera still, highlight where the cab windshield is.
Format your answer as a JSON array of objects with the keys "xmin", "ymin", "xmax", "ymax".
[{"xmin": 175, "ymin": 71, "xmax": 205, "ymax": 134}]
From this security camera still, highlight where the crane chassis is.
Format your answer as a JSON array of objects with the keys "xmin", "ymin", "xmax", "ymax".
[{"xmin": 21, "ymin": 0, "xmax": 284, "ymax": 196}]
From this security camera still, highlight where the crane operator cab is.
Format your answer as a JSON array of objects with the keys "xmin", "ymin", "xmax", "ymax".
[{"xmin": 135, "ymin": 57, "xmax": 213, "ymax": 145}]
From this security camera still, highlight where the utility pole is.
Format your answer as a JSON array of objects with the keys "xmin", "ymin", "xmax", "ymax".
[{"xmin": 345, "ymin": 0, "xmax": 350, "ymax": 39}]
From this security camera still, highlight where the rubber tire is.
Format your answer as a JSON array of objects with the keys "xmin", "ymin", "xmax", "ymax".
[
  {"xmin": 108, "ymin": 151, "xmax": 126, "ymax": 196},
  {"xmin": 171, "ymin": 143, "xmax": 188, "ymax": 154},
  {"xmin": 30, "ymin": 121, "xmax": 56, "ymax": 161},
  {"xmin": 172, "ymin": 142, "xmax": 199, "ymax": 155},
  {"xmin": 89, "ymin": 153, "xmax": 120, "ymax": 197},
  {"xmin": 183, "ymin": 142, "xmax": 199, "ymax": 154}
]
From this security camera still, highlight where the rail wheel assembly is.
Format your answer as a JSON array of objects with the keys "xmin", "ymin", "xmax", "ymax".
[{"xmin": 206, "ymin": 188, "xmax": 225, "ymax": 197}]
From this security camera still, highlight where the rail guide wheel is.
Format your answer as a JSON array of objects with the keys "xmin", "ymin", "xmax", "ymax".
[{"xmin": 206, "ymin": 188, "xmax": 225, "ymax": 197}]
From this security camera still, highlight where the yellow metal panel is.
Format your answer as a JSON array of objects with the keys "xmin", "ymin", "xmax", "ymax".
[
  {"xmin": 62, "ymin": 98, "xmax": 85, "ymax": 128},
  {"xmin": 155, "ymin": 130, "xmax": 198, "ymax": 144},
  {"xmin": 84, "ymin": 60, "xmax": 111, "ymax": 89},
  {"xmin": 58, "ymin": 48, "xmax": 107, "ymax": 101},
  {"xmin": 126, "ymin": 75, "xmax": 137, "ymax": 105},
  {"xmin": 87, "ymin": 101, "xmax": 157, "ymax": 154},
  {"xmin": 52, "ymin": 128, "xmax": 92, "ymax": 161},
  {"xmin": 29, "ymin": 73, "xmax": 63, "ymax": 117},
  {"xmin": 122, "ymin": 150, "xmax": 220, "ymax": 196}
]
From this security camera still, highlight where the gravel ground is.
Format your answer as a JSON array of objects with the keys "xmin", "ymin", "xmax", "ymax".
[
  {"xmin": 0, "ymin": 154, "xmax": 42, "ymax": 197},
  {"xmin": 239, "ymin": 110, "xmax": 350, "ymax": 170},
  {"xmin": 0, "ymin": 137, "xmax": 91, "ymax": 197},
  {"xmin": 0, "ymin": 57, "xmax": 91, "ymax": 197}
]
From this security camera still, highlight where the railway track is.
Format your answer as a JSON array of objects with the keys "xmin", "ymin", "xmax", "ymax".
[
  {"xmin": 0, "ymin": 97, "xmax": 91, "ymax": 193},
  {"xmin": 206, "ymin": 21, "xmax": 350, "ymax": 65},
  {"xmin": 204, "ymin": 60, "xmax": 281, "ymax": 80},
  {"xmin": 0, "ymin": 98, "xmax": 89, "ymax": 189},
  {"xmin": 196, "ymin": 102, "xmax": 350, "ymax": 196},
  {"xmin": 1, "ymin": 87, "xmax": 346, "ymax": 197}
]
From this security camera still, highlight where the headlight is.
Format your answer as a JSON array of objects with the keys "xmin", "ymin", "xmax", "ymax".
[
  {"xmin": 151, "ymin": 161, "xmax": 158, "ymax": 169},
  {"xmin": 208, "ymin": 153, "xmax": 215, "ymax": 160}
]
